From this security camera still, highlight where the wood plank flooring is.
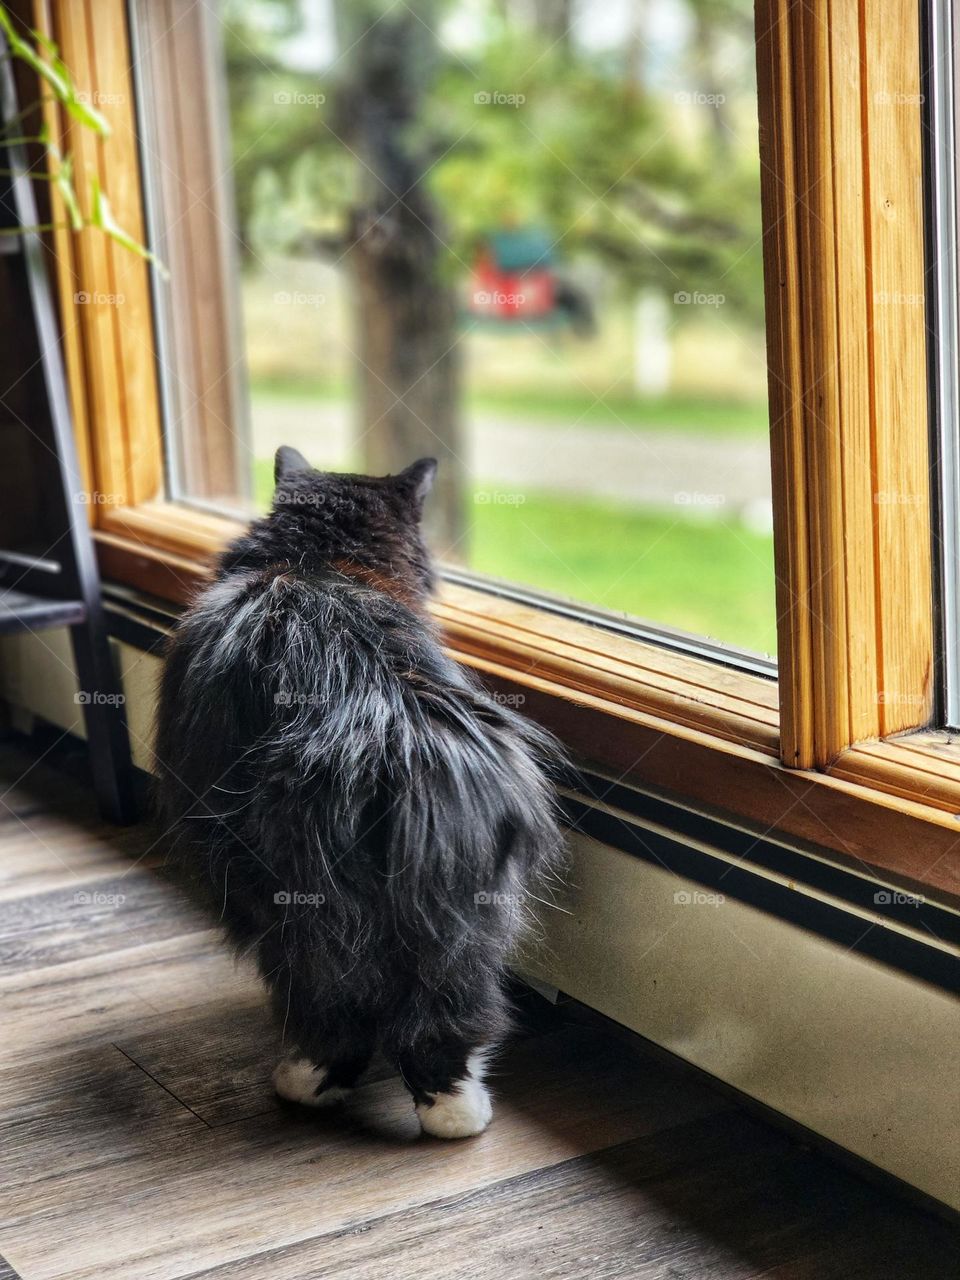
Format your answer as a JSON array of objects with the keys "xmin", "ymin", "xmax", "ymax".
[{"xmin": 0, "ymin": 736, "xmax": 956, "ymax": 1279}]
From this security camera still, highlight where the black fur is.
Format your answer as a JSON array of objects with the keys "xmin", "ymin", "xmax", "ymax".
[{"xmin": 154, "ymin": 453, "xmax": 564, "ymax": 1110}]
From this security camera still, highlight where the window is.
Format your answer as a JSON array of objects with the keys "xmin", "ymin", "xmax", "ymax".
[
  {"xmin": 924, "ymin": 0, "xmax": 960, "ymax": 728},
  {"xmin": 28, "ymin": 0, "xmax": 960, "ymax": 899},
  {"xmin": 132, "ymin": 0, "xmax": 775, "ymax": 658}
]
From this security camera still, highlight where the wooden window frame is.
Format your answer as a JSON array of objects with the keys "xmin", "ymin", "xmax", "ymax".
[{"xmin": 30, "ymin": 0, "xmax": 960, "ymax": 904}]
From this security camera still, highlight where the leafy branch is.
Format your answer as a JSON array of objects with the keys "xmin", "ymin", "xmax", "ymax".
[{"xmin": 0, "ymin": 5, "xmax": 166, "ymax": 276}]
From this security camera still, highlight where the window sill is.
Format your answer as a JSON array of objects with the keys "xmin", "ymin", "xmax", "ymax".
[{"xmin": 94, "ymin": 504, "xmax": 960, "ymax": 905}]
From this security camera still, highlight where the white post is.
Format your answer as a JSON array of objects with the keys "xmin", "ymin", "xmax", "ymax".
[{"xmin": 633, "ymin": 291, "xmax": 672, "ymax": 396}]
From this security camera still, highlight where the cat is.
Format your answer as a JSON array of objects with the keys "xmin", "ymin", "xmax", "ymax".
[{"xmin": 154, "ymin": 448, "xmax": 564, "ymax": 1139}]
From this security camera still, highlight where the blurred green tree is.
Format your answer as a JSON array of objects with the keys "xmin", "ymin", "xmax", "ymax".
[{"xmin": 222, "ymin": 0, "xmax": 764, "ymax": 547}]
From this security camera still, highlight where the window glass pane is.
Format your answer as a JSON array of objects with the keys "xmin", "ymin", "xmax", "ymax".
[
  {"xmin": 924, "ymin": 0, "xmax": 960, "ymax": 725},
  {"xmin": 135, "ymin": 0, "xmax": 775, "ymax": 658}
]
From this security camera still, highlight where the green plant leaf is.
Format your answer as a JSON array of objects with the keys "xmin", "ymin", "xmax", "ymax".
[
  {"xmin": 63, "ymin": 89, "xmax": 110, "ymax": 136},
  {"xmin": 1, "ymin": 5, "xmax": 163, "ymax": 272},
  {"xmin": 0, "ymin": 11, "xmax": 111, "ymax": 136},
  {"xmin": 54, "ymin": 153, "xmax": 83, "ymax": 231},
  {"xmin": 31, "ymin": 24, "xmax": 111, "ymax": 136},
  {"xmin": 89, "ymin": 176, "xmax": 169, "ymax": 278},
  {"xmin": 0, "ymin": 8, "xmax": 70, "ymax": 101},
  {"xmin": 30, "ymin": 26, "xmax": 57, "ymax": 57},
  {"xmin": 37, "ymin": 134, "xmax": 84, "ymax": 231}
]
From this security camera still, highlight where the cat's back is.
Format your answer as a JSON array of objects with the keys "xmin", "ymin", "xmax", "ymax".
[
  {"xmin": 174, "ymin": 560, "xmax": 415, "ymax": 660},
  {"xmin": 160, "ymin": 560, "xmax": 446, "ymax": 746}
]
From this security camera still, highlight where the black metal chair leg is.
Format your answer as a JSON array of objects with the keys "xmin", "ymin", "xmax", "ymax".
[
  {"xmin": 1, "ymin": 32, "xmax": 138, "ymax": 825},
  {"xmin": 69, "ymin": 620, "xmax": 138, "ymax": 825}
]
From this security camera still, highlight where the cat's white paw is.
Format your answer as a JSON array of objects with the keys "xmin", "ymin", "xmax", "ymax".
[
  {"xmin": 272, "ymin": 1056, "xmax": 350, "ymax": 1107},
  {"xmin": 417, "ymin": 1075, "xmax": 493, "ymax": 1139}
]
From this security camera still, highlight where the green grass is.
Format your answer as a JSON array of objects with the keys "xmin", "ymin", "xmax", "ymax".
[
  {"xmin": 467, "ymin": 493, "xmax": 776, "ymax": 654},
  {"xmin": 250, "ymin": 375, "xmax": 348, "ymax": 401},
  {"xmin": 249, "ymin": 377, "xmax": 768, "ymax": 437},
  {"xmin": 254, "ymin": 460, "xmax": 776, "ymax": 655},
  {"xmin": 465, "ymin": 385, "xmax": 768, "ymax": 436}
]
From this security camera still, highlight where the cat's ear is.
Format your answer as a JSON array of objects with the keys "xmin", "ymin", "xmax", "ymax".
[
  {"xmin": 396, "ymin": 457, "xmax": 437, "ymax": 514},
  {"xmin": 274, "ymin": 445, "xmax": 311, "ymax": 485}
]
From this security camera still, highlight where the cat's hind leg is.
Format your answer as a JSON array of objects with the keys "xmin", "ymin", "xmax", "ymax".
[
  {"xmin": 390, "ymin": 971, "xmax": 510, "ymax": 1138},
  {"xmin": 272, "ymin": 1047, "xmax": 371, "ymax": 1108},
  {"xmin": 395, "ymin": 1037, "xmax": 495, "ymax": 1139},
  {"xmin": 270, "ymin": 998, "xmax": 375, "ymax": 1109}
]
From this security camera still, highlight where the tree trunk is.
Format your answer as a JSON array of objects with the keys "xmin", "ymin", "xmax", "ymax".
[
  {"xmin": 692, "ymin": 6, "xmax": 733, "ymax": 155},
  {"xmin": 337, "ymin": 0, "xmax": 466, "ymax": 558},
  {"xmin": 532, "ymin": 0, "xmax": 572, "ymax": 51}
]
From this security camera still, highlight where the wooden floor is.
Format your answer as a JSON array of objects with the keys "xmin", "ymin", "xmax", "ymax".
[{"xmin": 0, "ymin": 736, "xmax": 956, "ymax": 1280}]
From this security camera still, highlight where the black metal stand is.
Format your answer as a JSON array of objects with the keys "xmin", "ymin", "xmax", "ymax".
[{"xmin": 0, "ymin": 35, "xmax": 137, "ymax": 823}]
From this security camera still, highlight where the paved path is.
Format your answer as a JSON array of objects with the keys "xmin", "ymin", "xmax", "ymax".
[{"xmin": 251, "ymin": 397, "xmax": 771, "ymax": 512}]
